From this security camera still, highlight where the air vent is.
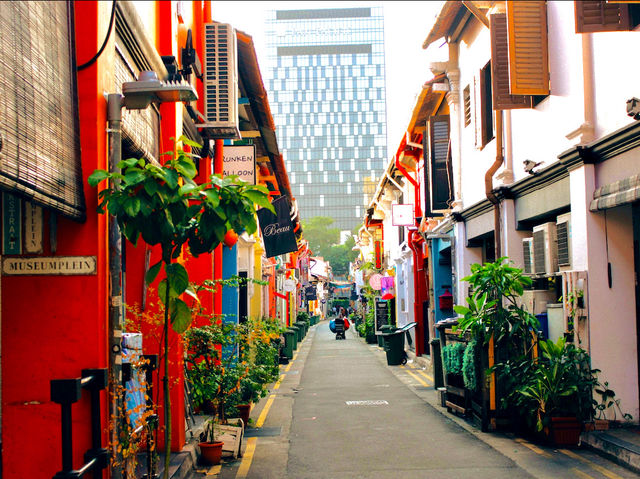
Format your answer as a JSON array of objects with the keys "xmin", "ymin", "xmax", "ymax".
[
  {"xmin": 533, "ymin": 222, "xmax": 558, "ymax": 275},
  {"xmin": 556, "ymin": 213, "xmax": 572, "ymax": 269},
  {"xmin": 522, "ymin": 238, "xmax": 534, "ymax": 274},
  {"xmin": 199, "ymin": 22, "xmax": 240, "ymax": 139}
]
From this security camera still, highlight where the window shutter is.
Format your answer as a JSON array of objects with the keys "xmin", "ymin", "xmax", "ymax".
[
  {"xmin": 575, "ymin": 1, "xmax": 631, "ymax": 32},
  {"xmin": 428, "ymin": 116, "xmax": 453, "ymax": 211},
  {"xmin": 490, "ymin": 13, "xmax": 534, "ymax": 110},
  {"xmin": 507, "ymin": 0, "xmax": 550, "ymax": 96},
  {"xmin": 422, "ymin": 126, "xmax": 433, "ymax": 217},
  {"xmin": 0, "ymin": 1, "xmax": 85, "ymax": 221},
  {"xmin": 474, "ymin": 75, "xmax": 482, "ymax": 149}
]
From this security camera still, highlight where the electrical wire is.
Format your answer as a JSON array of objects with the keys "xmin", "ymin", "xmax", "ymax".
[{"xmin": 77, "ymin": 0, "xmax": 117, "ymax": 71}]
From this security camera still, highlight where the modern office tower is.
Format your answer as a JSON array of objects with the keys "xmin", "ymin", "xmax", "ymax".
[{"xmin": 264, "ymin": 6, "xmax": 387, "ymax": 233}]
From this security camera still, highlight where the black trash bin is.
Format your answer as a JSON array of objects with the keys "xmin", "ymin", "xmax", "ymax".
[
  {"xmin": 382, "ymin": 322, "xmax": 417, "ymax": 366},
  {"xmin": 381, "ymin": 327, "xmax": 404, "ymax": 365},
  {"xmin": 378, "ymin": 324, "xmax": 392, "ymax": 347}
]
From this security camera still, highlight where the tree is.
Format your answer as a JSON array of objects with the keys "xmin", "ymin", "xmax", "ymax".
[
  {"xmin": 302, "ymin": 216, "xmax": 340, "ymax": 258},
  {"xmin": 323, "ymin": 235, "xmax": 358, "ymax": 277}
]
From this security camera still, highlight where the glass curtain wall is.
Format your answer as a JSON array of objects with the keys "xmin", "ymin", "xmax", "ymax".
[{"xmin": 265, "ymin": 6, "xmax": 387, "ymax": 232}]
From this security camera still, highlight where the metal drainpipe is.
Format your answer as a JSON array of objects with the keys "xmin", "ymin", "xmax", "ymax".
[
  {"xmin": 407, "ymin": 230, "xmax": 425, "ymax": 356},
  {"xmin": 107, "ymin": 93, "xmax": 125, "ymax": 479},
  {"xmin": 485, "ymin": 110, "xmax": 504, "ymax": 259}
]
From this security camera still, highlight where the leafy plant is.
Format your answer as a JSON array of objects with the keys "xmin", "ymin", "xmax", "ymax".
[
  {"xmin": 462, "ymin": 339, "xmax": 481, "ymax": 392},
  {"xmin": 516, "ymin": 337, "xmax": 596, "ymax": 431},
  {"xmin": 442, "ymin": 342, "xmax": 466, "ymax": 376},
  {"xmin": 593, "ymin": 379, "xmax": 633, "ymax": 422},
  {"xmin": 89, "ymin": 136, "xmax": 273, "ymax": 478}
]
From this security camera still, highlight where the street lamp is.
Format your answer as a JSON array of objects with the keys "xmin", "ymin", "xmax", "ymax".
[{"xmin": 106, "ymin": 71, "xmax": 197, "ymax": 479}]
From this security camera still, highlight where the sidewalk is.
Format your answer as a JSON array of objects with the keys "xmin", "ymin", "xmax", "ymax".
[{"xmin": 405, "ymin": 347, "xmax": 640, "ymax": 476}]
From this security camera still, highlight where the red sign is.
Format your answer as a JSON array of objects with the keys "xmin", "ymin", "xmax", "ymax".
[{"xmin": 374, "ymin": 240, "xmax": 383, "ymax": 269}]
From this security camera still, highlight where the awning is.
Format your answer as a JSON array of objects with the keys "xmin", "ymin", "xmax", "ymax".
[{"xmin": 590, "ymin": 174, "xmax": 640, "ymax": 211}]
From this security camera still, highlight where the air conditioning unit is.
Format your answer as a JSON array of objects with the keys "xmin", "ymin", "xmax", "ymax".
[
  {"xmin": 199, "ymin": 22, "xmax": 240, "ymax": 139},
  {"xmin": 556, "ymin": 213, "xmax": 572, "ymax": 270},
  {"xmin": 533, "ymin": 222, "xmax": 558, "ymax": 275},
  {"xmin": 522, "ymin": 237, "xmax": 534, "ymax": 275}
]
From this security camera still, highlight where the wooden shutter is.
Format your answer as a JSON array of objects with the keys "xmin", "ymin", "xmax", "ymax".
[
  {"xmin": 575, "ymin": 1, "xmax": 631, "ymax": 33},
  {"xmin": 479, "ymin": 63, "xmax": 494, "ymax": 147},
  {"xmin": 490, "ymin": 13, "xmax": 534, "ymax": 110},
  {"xmin": 428, "ymin": 116, "xmax": 453, "ymax": 212},
  {"xmin": 507, "ymin": 1, "xmax": 550, "ymax": 96},
  {"xmin": 422, "ymin": 126, "xmax": 434, "ymax": 217}
]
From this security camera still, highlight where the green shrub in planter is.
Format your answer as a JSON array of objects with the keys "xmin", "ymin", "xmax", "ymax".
[
  {"xmin": 462, "ymin": 339, "xmax": 481, "ymax": 392},
  {"xmin": 442, "ymin": 342, "xmax": 466, "ymax": 376}
]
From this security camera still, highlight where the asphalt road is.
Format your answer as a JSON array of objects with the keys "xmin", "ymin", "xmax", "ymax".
[
  {"xmin": 191, "ymin": 322, "xmax": 638, "ymax": 479},
  {"xmin": 285, "ymin": 323, "xmax": 532, "ymax": 479}
]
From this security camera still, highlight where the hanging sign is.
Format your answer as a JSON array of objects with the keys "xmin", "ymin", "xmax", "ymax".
[
  {"xmin": 223, "ymin": 145, "xmax": 255, "ymax": 184},
  {"xmin": 283, "ymin": 278, "xmax": 297, "ymax": 292},
  {"xmin": 305, "ymin": 285, "xmax": 317, "ymax": 300},
  {"xmin": 392, "ymin": 204, "xmax": 414, "ymax": 226},
  {"xmin": 257, "ymin": 196, "xmax": 298, "ymax": 258},
  {"xmin": 374, "ymin": 240, "xmax": 383, "ymax": 269}
]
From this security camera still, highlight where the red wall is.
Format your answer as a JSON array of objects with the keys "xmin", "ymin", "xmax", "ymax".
[{"xmin": 1, "ymin": 2, "xmax": 109, "ymax": 476}]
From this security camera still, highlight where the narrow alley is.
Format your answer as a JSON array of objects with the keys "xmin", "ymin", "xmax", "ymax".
[{"xmin": 190, "ymin": 322, "xmax": 638, "ymax": 479}]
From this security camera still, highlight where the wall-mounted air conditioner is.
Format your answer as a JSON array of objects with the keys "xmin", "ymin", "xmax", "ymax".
[
  {"xmin": 556, "ymin": 213, "xmax": 572, "ymax": 271},
  {"xmin": 199, "ymin": 22, "xmax": 240, "ymax": 139},
  {"xmin": 522, "ymin": 237, "xmax": 534, "ymax": 275},
  {"xmin": 533, "ymin": 222, "xmax": 558, "ymax": 275}
]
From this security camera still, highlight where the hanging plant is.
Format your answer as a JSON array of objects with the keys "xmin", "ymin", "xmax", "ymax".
[{"xmin": 88, "ymin": 136, "xmax": 273, "ymax": 479}]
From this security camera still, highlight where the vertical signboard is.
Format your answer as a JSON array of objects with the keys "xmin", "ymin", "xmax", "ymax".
[
  {"xmin": 374, "ymin": 298, "xmax": 389, "ymax": 335},
  {"xmin": 3, "ymin": 192, "xmax": 21, "ymax": 254},
  {"xmin": 374, "ymin": 240, "xmax": 383, "ymax": 269},
  {"xmin": 24, "ymin": 202, "xmax": 43, "ymax": 253}
]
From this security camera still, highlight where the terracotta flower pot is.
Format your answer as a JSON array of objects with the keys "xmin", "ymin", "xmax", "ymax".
[
  {"xmin": 237, "ymin": 403, "xmax": 251, "ymax": 426},
  {"xmin": 548, "ymin": 417, "xmax": 582, "ymax": 447},
  {"xmin": 199, "ymin": 441, "xmax": 224, "ymax": 465}
]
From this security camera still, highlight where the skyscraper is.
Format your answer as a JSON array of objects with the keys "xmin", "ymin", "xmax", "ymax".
[{"xmin": 264, "ymin": 6, "xmax": 387, "ymax": 233}]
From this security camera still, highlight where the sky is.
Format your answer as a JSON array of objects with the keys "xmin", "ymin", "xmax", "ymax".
[{"xmin": 210, "ymin": 1, "xmax": 447, "ymax": 158}]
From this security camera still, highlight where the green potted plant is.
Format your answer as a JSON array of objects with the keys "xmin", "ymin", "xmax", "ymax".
[
  {"xmin": 516, "ymin": 337, "xmax": 594, "ymax": 446},
  {"xmin": 89, "ymin": 136, "xmax": 273, "ymax": 478}
]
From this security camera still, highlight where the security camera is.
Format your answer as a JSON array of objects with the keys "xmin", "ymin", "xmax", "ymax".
[{"xmin": 627, "ymin": 97, "xmax": 640, "ymax": 120}]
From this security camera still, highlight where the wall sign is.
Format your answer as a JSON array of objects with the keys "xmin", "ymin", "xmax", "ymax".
[
  {"xmin": 2, "ymin": 256, "xmax": 97, "ymax": 276},
  {"xmin": 24, "ymin": 202, "xmax": 43, "ymax": 253},
  {"xmin": 223, "ymin": 145, "xmax": 255, "ymax": 184},
  {"xmin": 3, "ymin": 192, "xmax": 21, "ymax": 254}
]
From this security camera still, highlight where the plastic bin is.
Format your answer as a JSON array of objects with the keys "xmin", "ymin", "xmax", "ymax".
[
  {"xmin": 381, "ymin": 327, "xmax": 405, "ymax": 365},
  {"xmin": 287, "ymin": 327, "xmax": 299, "ymax": 351},
  {"xmin": 378, "ymin": 324, "xmax": 392, "ymax": 347},
  {"xmin": 536, "ymin": 313, "xmax": 549, "ymax": 340},
  {"xmin": 289, "ymin": 324, "xmax": 302, "ymax": 343},
  {"xmin": 283, "ymin": 330, "xmax": 295, "ymax": 359}
]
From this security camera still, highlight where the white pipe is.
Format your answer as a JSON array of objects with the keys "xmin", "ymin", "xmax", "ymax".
[{"xmin": 582, "ymin": 33, "xmax": 596, "ymax": 143}]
